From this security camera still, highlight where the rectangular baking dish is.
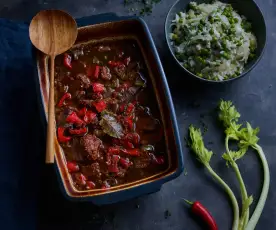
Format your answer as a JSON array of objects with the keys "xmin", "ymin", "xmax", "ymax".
[{"xmin": 34, "ymin": 14, "xmax": 184, "ymax": 205}]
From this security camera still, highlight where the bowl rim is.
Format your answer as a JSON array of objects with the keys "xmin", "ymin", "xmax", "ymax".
[{"xmin": 164, "ymin": 0, "xmax": 267, "ymax": 83}]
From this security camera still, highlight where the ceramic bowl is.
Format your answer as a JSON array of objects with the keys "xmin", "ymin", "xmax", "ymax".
[{"xmin": 165, "ymin": 0, "xmax": 267, "ymax": 83}]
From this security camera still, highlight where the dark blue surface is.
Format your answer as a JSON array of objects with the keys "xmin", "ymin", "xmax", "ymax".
[
  {"xmin": 1, "ymin": 1, "xmax": 276, "ymax": 229},
  {"xmin": 0, "ymin": 19, "xmax": 42, "ymax": 230}
]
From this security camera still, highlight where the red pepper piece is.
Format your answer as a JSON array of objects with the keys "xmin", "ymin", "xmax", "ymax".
[
  {"xmin": 78, "ymin": 107, "xmax": 87, "ymax": 117},
  {"xmin": 125, "ymin": 133, "xmax": 140, "ymax": 146},
  {"xmin": 83, "ymin": 110, "xmax": 97, "ymax": 124},
  {"xmin": 184, "ymin": 200, "xmax": 218, "ymax": 230},
  {"xmin": 87, "ymin": 65, "xmax": 101, "ymax": 79},
  {"xmin": 67, "ymin": 161, "xmax": 79, "ymax": 173},
  {"xmin": 108, "ymin": 155, "xmax": 120, "ymax": 173},
  {"xmin": 126, "ymin": 103, "xmax": 135, "ymax": 115},
  {"xmin": 124, "ymin": 116, "xmax": 134, "ymax": 130},
  {"xmin": 57, "ymin": 93, "xmax": 72, "ymax": 107},
  {"xmin": 94, "ymin": 65, "xmax": 101, "ymax": 79},
  {"xmin": 69, "ymin": 127, "xmax": 88, "ymax": 135},
  {"xmin": 108, "ymin": 147, "xmax": 121, "ymax": 155},
  {"xmin": 75, "ymin": 173, "xmax": 87, "ymax": 186},
  {"xmin": 119, "ymin": 158, "xmax": 133, "ymax": 169},
  {"xmin": 66, "ymin": 112, "xmax": 84, "ymax": 126},
  {"xmin": 86, "ymin": 181, "xmax": 96, "ymax": 190},
  {"xmin": 64, "ymin": 53, "xmax": 72, "ymax": 69},
  {"xmin": 119, "ymin": 104, "xmax": 126, "ymax": 113},
  {"xmin": 57, "ymin": 127, "xmax": 71, "ymax": 143},
  {"xmin": 123, "ymin": 57, "xmax": 131, "ymax": 66},
  {"xmin": 108, "ymin": 60, "xmax": 123, "ymax": 67},
  {"xmin": 92, "ymin": 83, "xmax": 105, "ymax": 93},
  {"xmin": 121, "ymin": 148, "xmax": 141, "ymax": 156},
  {"xmin": 93, "ymin": 100, "xmax": 106, "ymax": 112}
]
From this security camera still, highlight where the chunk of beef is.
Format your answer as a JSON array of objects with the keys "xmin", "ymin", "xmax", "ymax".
[
  {"xmin": 114, "ymin": 64, "xmax": 127, "ymax": 80},
  {"xmin": 81, "ymin": 162, "xmax": 102, "ymax": 178},
  {"xmin": 75, "ymin": 90, "xmax": 86, "ymax": 99},
  {"xmin": 134, "ymin": 152, "xmax": 151, "ymax": 169},
  {"xmin": 101, "ymin": 66, "xmax": 112, "ymax": 80},
  {"xmin": 76, "ymin": 74, "xmax": 91, "ymax": 89},
  {"xmin": 116, "ymin": 167, "xmax": 127, "ymax": 178},
  {"xmin": 80, "ymin": 99, "xmax": 94, "ymax": 107},
  {"xmin": 65, "ymin": 138, "xmax": 85, "ymax": 161},
  {"xmin": 80, "ymin": 134, "xmax": 103, "ymax": 160},
  {"xmin": 97, "ymin": 46, "xmax": 111, "ymax": 52}
]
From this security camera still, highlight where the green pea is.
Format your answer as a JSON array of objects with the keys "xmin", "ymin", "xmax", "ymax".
[
  {"xmin": 172, "ymin": 34, "xmax": 178, "ymax": 40},
  {"xmin": 249, "ymin": 53, "xmax": 256, "ymax": 59},
  {"xmin": 234, "ymin": 18, "xmax": 239, "ymax": 23},
  {"xmin": 210, "ymin": 28, "xmax": 214, "ymax": 35},
  {"xmin": 179, "ymin": 18, "xmax": 183, "ymax": 24},
  {"xmin": 183, "ymin": 63, "xmax": 189, "ymax": 69},
  {"xmin": 197, "ymin": 73, "xmax": 203, "ymax": 78}
]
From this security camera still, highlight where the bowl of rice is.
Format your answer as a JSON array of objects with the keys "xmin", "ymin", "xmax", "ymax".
[{"xmin": 165, "ymin": 0, "xmax": 266, "ymax": 82}]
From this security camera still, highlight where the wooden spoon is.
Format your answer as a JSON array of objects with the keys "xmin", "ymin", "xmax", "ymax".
[{"xmin": 29, "ymin": 10, "xmax": 78, "ymax": 163}]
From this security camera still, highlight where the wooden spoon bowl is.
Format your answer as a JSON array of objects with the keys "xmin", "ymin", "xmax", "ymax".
[{"xmin": 29, "ymin": 10, "xmax": 78, "ymax": 163}]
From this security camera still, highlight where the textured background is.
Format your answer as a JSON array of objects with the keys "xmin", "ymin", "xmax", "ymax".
[{"xmin": 0, "ymin": 0, "xmax": 275, "ymax": 230}]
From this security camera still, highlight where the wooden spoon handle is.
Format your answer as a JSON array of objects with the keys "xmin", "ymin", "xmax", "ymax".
[{"xmin": 46, "ymin": 55, "xmax": 56, "ymax": 163}]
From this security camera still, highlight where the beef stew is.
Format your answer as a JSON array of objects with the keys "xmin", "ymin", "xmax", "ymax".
[{"xmin": 54, "ymin": 39, "xmax": 168, "ymax": 190}]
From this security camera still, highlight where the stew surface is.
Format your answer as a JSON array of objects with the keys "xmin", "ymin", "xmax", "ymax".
[{"xmin": 54, "ymin": 39, "xmax": 167, "ymax": 190}]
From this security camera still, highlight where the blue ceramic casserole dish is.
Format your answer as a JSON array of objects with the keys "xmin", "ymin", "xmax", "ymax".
[{"xmin": 33, "ymin": 14, "xmax": 184, "ymax": 205}]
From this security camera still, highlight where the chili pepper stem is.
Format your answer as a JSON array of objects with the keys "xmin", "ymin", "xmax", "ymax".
[{"xmin": 183, "ymin": 199, "xmax": 194, "ymax": 206}]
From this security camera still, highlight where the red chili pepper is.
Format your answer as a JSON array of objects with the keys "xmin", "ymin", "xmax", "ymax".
[
  {"xmin": 64, "ymin": 53, "xmax": 72, "ymax": 69},
  {"xmin": 121, "ymin": 148, "xmax": 141, "ymax": 156},
  {"xmin": 67, "ymin": 161, "xmax": 79, "ymax": 173},
  {"xmin": 119, "ymin": 104, "xmax": 126, "ymax": 113},
  {"xmin": 92, "ymin": 83, "xmax": 105, "ymax": 93},
  {"xmin": 184, "ymin": 200, "xmax": 218, "ymax": 230},
  {"xmin": 75, "ymin": 173, "xmax": 87, "ymax": 186},
  {"xmin": 123, "ymin": 57, "xmax": 131, "ymax": 66},
  {"xmin": 108, "ymin": 155, "xmax": 120, "ymax": 173},
  {"xmin": 119, "ymin": 158, "xmax": 133, "ymax": 169},
  {"xmin": 57, "ymin": 93, "xmax": 72, "ymax": 107},
  {"xmin": 78, "ymin": 107, "xmax": 87, "ymax": 117},
  {"xmin": 108, "ymin": 147, "xmax": 121, "ymax": 155},
  {"xmin": 86, "ymin": 181, "xmax": 96, "ymax": 190},
  {"xmin": 108, "ymin": 60, "xmax": 123, "ymax": 67},
  {"xmin": 93, "ymin": 100, "xmax": 107, "ymax": 112},
  {"xmin": 83, "ymin": 110, "xmax": 97, "ymax": 124},
  {"xmin": 57, "ymin": 127, "xmax": 71, "ymax": 143},
  {"xmin": 69, "ymin": 127, "xmax": 88, "ymax": 135},
  {"xmin": 66, "ymin": 112, "xmax": 84, "ymax": 126}
]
